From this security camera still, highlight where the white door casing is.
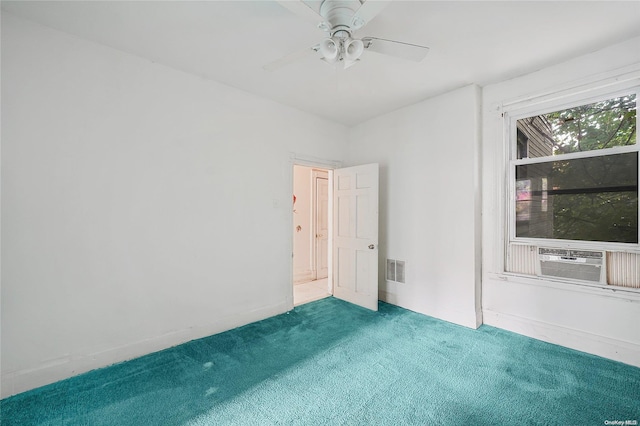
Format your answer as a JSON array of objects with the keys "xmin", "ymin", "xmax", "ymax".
[
  {"xmin": 333, "ymin": 163, "xmax": 379, "ymax": 311},
  {"xmin": 315, "ymin": 174, "xmax": 329, "ymax": 280}
]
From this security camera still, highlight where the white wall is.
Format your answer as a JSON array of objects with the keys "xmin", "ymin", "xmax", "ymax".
[
  {"xmin": 5, "ymin": 7, "xmax": 639, "ymax": 402},
  {"xmin": 347, "ymin": 85, "xmax": 482, "ymax": 329},
  {"xmin": 0, "ymin": 14, "xmax": 348, "ymax": 397},
  {"xmin": 482, "ymin": 37, "xmax": 640, "ymax": 367},
  {"xmin": 292, "ymin": 166, "xmax": 312, "ymax": 283}
]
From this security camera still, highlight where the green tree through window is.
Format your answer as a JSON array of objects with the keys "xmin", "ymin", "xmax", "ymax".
[{"xmin": 514, "ymin": 94, "xmax": 638, "ymax": 243}]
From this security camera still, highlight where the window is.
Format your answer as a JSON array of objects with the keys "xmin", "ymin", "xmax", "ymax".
[
  {"xmin": 516, "ymin": 129, "xmax": 529, "ymax": 159},
  {"xmin": 509, "ymin": 92, "xmax": 638, "ymax": 246}
]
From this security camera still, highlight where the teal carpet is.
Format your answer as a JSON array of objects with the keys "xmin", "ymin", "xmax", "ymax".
[{"xmin": 2, "ymin": 298, "xmax": 639, "ymax": 425}]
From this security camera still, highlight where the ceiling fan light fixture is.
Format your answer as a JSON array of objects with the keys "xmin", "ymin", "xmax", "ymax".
[
  {"xmin": 345, "ymin": 38, "xmax": 364, "ymax": 61},
  {"xmin": 319, "ymin": 37, "xmax": 339, "ymax": 62},
  {"xmin": 268, "ymin": 0, "xmax": 430, "ymax": 72}
]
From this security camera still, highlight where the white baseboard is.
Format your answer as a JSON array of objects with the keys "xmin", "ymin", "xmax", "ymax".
[
  {"xmin": 483, "ymin": 309, "xmax": 640, "ymax": 368},
  {"xmin": 1, "ymin": 300, "xmax": 289, "ymax": 399},
  {"xmin": 293, "ymin": 269, "xmax": 313, "ymax": 284},
  {"xmin": 379, "ymin": 290, "xmax": 480, "ymax": 329}
]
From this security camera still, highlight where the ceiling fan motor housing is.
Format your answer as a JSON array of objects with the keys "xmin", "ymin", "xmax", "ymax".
[{"xmin": 319, "ymin": 0, "xmax": 362, "ymax": 35}]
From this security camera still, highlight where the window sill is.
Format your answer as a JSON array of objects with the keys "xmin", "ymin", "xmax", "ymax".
[
  {"xmin": 509, "ymin": 238, "xmax": 640, "ymax": 254},
  {"xmin": 486, "ymin": 271, "xmax": 640, "ymax": 301}
]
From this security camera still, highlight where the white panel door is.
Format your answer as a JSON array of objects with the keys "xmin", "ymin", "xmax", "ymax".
[{"xmin": 333, "ymin": 163, "xmax": 379, "ymax": 311}]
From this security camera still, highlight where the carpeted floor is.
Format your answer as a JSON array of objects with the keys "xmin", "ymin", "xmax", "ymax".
[{"xmin": 2, "ymin": 298, "xmax": 639, "ymax": 425}]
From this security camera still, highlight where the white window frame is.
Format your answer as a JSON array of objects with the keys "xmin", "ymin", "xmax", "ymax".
[{"xmin": 504, "ymin": 83, "xmax": 640, "ymax": 253}]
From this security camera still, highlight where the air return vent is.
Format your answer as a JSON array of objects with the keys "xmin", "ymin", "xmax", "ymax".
[
  {"xmin": 386, "ymin": 259, "xmax": 405, "ymax": 283},
  {"xmin": 537, "ymin": 247, "xmax": 605, "ymax": 284},
  {"xmin": 386, "ymin": 259, "xmax": 395, "ymax": 281}
]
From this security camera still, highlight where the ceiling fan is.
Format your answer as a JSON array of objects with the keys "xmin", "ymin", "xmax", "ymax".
[{"xmin": 265, "ymin": 0, "xmax": 429, "ymax": 71}]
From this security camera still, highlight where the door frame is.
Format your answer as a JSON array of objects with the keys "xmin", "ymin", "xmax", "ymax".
[
  {"xmin": 288, "ymin": 153, "xmax": 341, "ymax": 310},
  {"xmin": 312, "ymin": 169, "xmax": 329, "ymax": 281}
]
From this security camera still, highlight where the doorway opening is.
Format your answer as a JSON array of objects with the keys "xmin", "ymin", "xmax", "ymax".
[{"xmin": 292, "ymin": 165, "xmax": 332, "ymax": 306}]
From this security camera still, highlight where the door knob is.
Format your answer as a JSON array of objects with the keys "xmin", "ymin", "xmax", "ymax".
[{"xmin": 368, "ymin": 244, "xmax": 375, "ymax": 250}]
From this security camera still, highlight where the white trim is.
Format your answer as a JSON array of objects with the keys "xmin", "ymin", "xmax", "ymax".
[
  {"xmin": 379, "ymin": 290, "xmax": 480, "ymax": 329},
  {"xmin": 512, "ymin": 144, "xmax": 637, "ymax": 166},
  {"xmin": 483, "ymin": 308, "xmax": 640, "ymax": 368},
  {"xmin": 511, "ymin": 236, "xmax": 640, "ymax": 251},
  {"xmin": 311, "ymin": 169, "xmax": 329, "ymax": 281},
  {"xmin": 1, "ymin": 300, "xmax": 290, "ymax": 398},
  {"xmin": 510, "ymin": 238, "xmax": 640, "ymax": 254},
  {"xmin": 293, "ymin": 269, "xmax": 314, "ymax": 284},
  {"xmin": 288, "ymin": 152, "xmax": 342, "ymax": 170},
  {"xmin": 499, "ymin": 106, "xmax": 511, "ymax": 274},
  {"xmin": 505, "ymin": 83, "xmax": 640, "ymax": 121},
  {"xmin": 486, "ymin": 271, "xmax": 640, "ymax": 301},
  {"xmin": 500, "ymin": 64, "xmax": 640, "ymax": 112}
]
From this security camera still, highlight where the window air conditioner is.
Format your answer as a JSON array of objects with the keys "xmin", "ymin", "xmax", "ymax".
[{"xmin": 536, "ymin": 247, "xmax": 605, "ymax": 284}]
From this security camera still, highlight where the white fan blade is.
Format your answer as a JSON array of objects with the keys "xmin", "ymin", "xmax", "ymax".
[
  {"xmin": 351, "ymin": 0, "xmax": 393, "ymax": 29},
  {"xmin": 277, "ymin": 1, "xmax": 326, "ymax": 26},
  {"xmin": 362, "ymin": 37, "xmax": 429, "ymax": 62},
  {"xmin": 263, "ymin": 45, "xmax": 320, "ymax": 71}
]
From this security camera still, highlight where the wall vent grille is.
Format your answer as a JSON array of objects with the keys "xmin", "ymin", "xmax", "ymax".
[
  {"xmin": 386, "ymin": 259, "xmax": 405, "ymax": 283},
  {"xmin": 386, "ymin": 259, "xmax": 395, "ymax": 281}
]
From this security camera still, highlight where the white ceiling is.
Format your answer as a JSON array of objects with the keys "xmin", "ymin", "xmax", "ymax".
[{"xmin": 3, "ymin": 1, "xmax": 640, "ymax": 126}]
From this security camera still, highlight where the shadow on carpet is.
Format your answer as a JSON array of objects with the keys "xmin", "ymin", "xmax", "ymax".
[{"xmin": 2, "ymin": 297, "xmax": 639, "ymax": 425}]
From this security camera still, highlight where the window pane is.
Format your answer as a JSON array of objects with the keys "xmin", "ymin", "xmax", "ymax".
[
  {"xmin": 515, "ymin": 152, "xmax": 638, "ymax": 243},
  {"xmin": 516, "ymin": 94, "xmax": 636, "ymax": 159}
]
